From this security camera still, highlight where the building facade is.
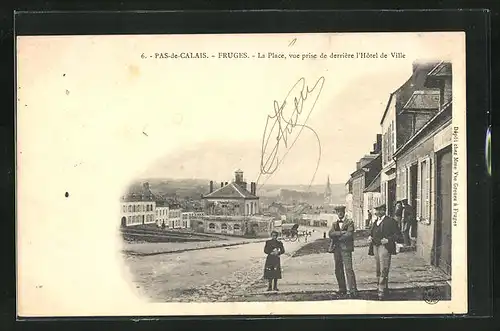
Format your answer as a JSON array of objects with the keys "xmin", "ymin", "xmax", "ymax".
[
  {"xmin": 345, "ymin": 179, "xmax": 353, "ymax": 220},
  {"xmin": 198, "ymin": 170, "xmax": 272, "ymax": 237},
  {"xmin": 202, "ymin": 170, "xmax": 259, "ymax": 216},
  {"xmin": 168, "ymin": 207, "xmax": 182, "ymax": 228},
  {"xmin": 363, "ymin": 173, "xmax": 382, "ymax": 228},
  {"xmin": 347, "ymin": 136, "xmax": 382, "ymax": 230},
  {"xmin": 155, "ymin": 202, "xmax": 169, "ymax": 227},
  {"xmin": 380, "ymin": 60, "xmax": 441, "ymax": 217},
  {"xmin": 300, "ymin": 212, "xmax": 337, "ymax": 227},
  {"xmin": 394, "ymin": 61, "xmax": 453, "ymax": 276},
  {"xmin": 120, "ymin": 195, "xmax": 156, "ymax": 227},
  {"xmin": 181, "ymin": 211, "xmax": 195, "ymax": 229}
]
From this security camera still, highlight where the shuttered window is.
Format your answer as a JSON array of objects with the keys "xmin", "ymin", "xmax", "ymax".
[
  {"xmin": 424, "ymin": 158, "xmax": 431, "ymax": 220},
  {"xmin": 416, "ymin": 162, "xmax": 422, "ymax": 219},
  {"xmin": 418, "ymin": 158, "xmax": 432, "ymax": 221}
]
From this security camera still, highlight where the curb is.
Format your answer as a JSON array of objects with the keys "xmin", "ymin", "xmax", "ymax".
[{"xmin": 122, "ymin": 239, "xmax": 268, "ymax": 257}]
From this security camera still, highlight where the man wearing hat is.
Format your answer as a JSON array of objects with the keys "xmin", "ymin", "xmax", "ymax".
[
  {"xmin": 329, "ymin": 205, "xmax": 358, "ymax": 298},
  {"xmin": 368, "ymin": 203, "xmax": 400, "ymax": 300}
]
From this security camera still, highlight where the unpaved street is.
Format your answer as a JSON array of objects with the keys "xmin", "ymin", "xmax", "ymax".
[{"xmin": 124, "ymin": 230, "xmax": 322, "ymax": 302}]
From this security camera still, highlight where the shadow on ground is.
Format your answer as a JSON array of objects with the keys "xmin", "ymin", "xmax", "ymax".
[{"xmin": 228, "ymin": 284, "xmax": 451, "ymax": 302}]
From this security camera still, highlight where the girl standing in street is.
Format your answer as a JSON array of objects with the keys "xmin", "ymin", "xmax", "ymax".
[{"xmin": 263, "ymin": 230, "xmax": 285, "ymax": 291}]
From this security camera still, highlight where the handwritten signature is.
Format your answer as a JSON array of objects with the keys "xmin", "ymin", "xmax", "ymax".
[{"xmin": 259, "ymin": 76, "xmax": 325, "ymax": 188}]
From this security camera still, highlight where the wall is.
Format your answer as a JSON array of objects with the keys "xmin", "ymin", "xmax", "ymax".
[
  {"xmin": 398, "ymin": 112, "xmax": 435, "ymax": 147},
  {"xmin": 351, "ymin": 175, "xmax": 364, "ymax": 230},
  {"xmin": 168, "ymin": 208, "xmax": 182, "ymax": 228},
  {"xmin": 382, "ymin": 95, "xmax": 397, "ymax": 165},
  {"xmin": 155, "ymin": 207, "xmax": 169, "ymax": 227},
  {"xmin": 205, "ymin": 220, "xmax": 244, "ymax": 236},
  {"xmin": 395, "ymin": 126, "xmax": 437, "ymax": 263},
  {"xmin": 345, "ymin": 193, "xmax": 353, "ymax": 219},
  {"xmin": 363, "ymin": 192, "xmax": 382, "ymax": 227},
  {"xmin": 443, "ymin": 77, "xmax": 452, "ymax": 105},
  {"xmin": 204, "ymin": 197, "xmax": 259, "ymax": 216},
  {"xmin": 120, "ymin": 201, "xmax": 156, "ymax": 226}
]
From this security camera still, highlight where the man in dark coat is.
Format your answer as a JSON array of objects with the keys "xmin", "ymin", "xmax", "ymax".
[
  {"xmin": 401, "ymin": 199, "xmax": 416, "ymax": 247},
  {"xmin": 329, "ymin": 206, "xmax": 358, "ymax": 298},
  {"xmin": 368, "ymin": 203, "xmax": 400, "ymax": 300}
]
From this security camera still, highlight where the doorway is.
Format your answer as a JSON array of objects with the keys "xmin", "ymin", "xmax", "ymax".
[
  {"xmin": 410, "ymin": 163, "xmax": 418, "ymax": 208},
  {"xmin": 121, "ymin": 217, "xmax": 127, "ymax": 227},
  {"xmin": 435, "ymin": 146, "xmax": 452, "ymax": 276}
]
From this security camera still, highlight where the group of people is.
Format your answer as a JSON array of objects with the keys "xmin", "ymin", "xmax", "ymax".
[
  {"xmin": 262, "ymin": 203, "xmax": 407, "ymax": 300},
  {"xmin": 326, "ymin": 204, "xmax": 401, "ymax": 300}
]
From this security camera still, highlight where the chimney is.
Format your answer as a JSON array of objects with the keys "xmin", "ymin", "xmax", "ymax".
[
  {"xmin": 375, "ymin": 134, "xmax": 382, "ymax": 153},
  {"xmin": 209, "ymin": 181, "xmax": 214, "ymax": 193},
  {"xmin": 356, "ymin": 161, "xmax": 361, "ymax": 170}
]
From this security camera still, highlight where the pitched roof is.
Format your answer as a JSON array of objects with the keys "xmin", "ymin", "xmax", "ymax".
[
  {"xmin": 381, "ymin": 61, "xmax": 442, "ymax": 124},
  {"xmin": 364, "ymin": 172, "xmax": 381, "ymax": 193},
  {"xmin": 428, "ymin": 61, "xmax": 452, "ymax": 77},
  {"xmin": 203, "ymin": 182, "xmax": 258, "ymax": 199},
  {"xmin": 403, "ymin": 90, "xmax": 440, "ymax": 110}
]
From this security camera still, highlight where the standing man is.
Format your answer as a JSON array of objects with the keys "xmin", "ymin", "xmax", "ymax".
[
  {"xmin": 394, "ymin": 201, "xmax": 403, "ymax": 230},
  {"xmin": 368, "ymin": 203, "xmax": 400, "ymax": 300},
  {"xmin": 329, "ymin": 206, "xmax": 358, "ymax": 298},
  {"xmin": 401, "ymin": 199, "xmax": 415, "ymax": 247}
]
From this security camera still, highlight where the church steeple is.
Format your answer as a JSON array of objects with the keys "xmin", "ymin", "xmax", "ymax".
[{"xmin": 324, "ymin": 175, "xmax": 332, "ymax": 204}]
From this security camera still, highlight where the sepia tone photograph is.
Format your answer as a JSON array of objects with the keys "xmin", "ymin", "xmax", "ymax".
[{"xmin": 16, "ymin": 32, "xmax": 467, "ymax": 316}]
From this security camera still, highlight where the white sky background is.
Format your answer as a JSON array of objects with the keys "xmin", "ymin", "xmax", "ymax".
[
  {"xmin": 16, "ymin": 32, "xmax": 466, "ymax": 316},
  {"xmin": 18, "ymin": 33, "xmax": 459, "ymax": 188}
]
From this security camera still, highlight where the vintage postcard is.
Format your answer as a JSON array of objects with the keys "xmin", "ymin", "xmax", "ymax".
[{"xmin": 16, "ymin": 32, "xmax": 467, "ymax": 317}]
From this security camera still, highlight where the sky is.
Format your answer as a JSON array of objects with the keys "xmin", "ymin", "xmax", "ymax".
[
  {"xmin": 127, "ymin": 33, "xmax": 462, "ymax": 187},
  {"xmin": 17, "ymin": 32, "xmax": 463, "ymax": 190}
]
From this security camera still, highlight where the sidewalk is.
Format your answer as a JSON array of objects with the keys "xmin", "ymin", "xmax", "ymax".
[
  {"xmin": 122, "ymin": 237, "xmax": 269, "ymax": 256},
  {"xmin": 234, "ymin": 238, "xmax": 451, "ymax": 301}
]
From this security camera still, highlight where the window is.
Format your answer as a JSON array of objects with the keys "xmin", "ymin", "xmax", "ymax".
[
  {"xmin": 384, "ymin": 131, "xmax": 387, "ymax": 164},
  {"xmin": 209, "ymin": 223, "xmax": 216, "ymax": 229},
  {"xmin": 221, "ymin": 223, "xmax": 228, "ymax": 230},
  {"xmin": 233, "ymin": 224, "xmax": 241, "ymax": 230},
  {"xmin": 390, "ymin": 120, "xmax": 395, "ymax": 158},
  {"xmin": 417, "ymin": 158, "xmax": 432, "ymax": 221},
  {"xmin": 128, "ymin": 205, "xmax": 132, "ymax": 212}
]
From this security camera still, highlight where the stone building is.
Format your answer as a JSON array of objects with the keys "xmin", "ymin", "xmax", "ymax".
[
  {"xmin": 199, "ymin": 170, "xmax": 273, "ymax": 237},
  {"xmin": 120, "ymin": 194, "xmax": 156, "ymax": 227},
  {"xmin": 380, "ymin": 60, "xmax": 441, "ymax": 216},
  {"xmin": 155, "ymin": 201, "xmax": 169, "ymax": 227},
  {"xmin": 347, "ymin": 135, "xmax": 382, "ymax": 230},
  {"xmin": 393, "ymin": 61, "xmax": 453, "ymax": 276}
]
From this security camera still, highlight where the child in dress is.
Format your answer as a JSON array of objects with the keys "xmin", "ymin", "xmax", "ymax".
[{"xmin": 263, "ymin": 231, "xmax": 285, "ymax": 291}]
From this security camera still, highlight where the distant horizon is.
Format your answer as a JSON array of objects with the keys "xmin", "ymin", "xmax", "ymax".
[{"xmin": 134, "ymin": 176, "xmax": 346, "ymax": 188}]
